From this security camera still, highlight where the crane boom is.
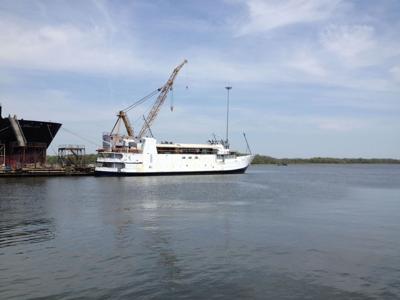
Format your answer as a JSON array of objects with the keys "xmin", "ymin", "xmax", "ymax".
[
  {"xmin": 138, "ymin": 59, "xmax": 187, "ymax": 138},
  {"xmin": 119, "ymin": 111, "xmax": 134, "ymax": 137},
  {"xmin": 110, "ymin": 110, "xmax": 134, "ymax": 138}
]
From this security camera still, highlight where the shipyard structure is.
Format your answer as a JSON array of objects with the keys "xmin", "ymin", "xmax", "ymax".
[{"xmin": 0, "ymin": 105, "xmax": 61, "ymax": 169}]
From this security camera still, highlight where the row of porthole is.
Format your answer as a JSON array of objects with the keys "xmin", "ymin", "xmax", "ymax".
[{"xmin": 182, "ymin": 156, "xmax": 199, "ymax": 159}]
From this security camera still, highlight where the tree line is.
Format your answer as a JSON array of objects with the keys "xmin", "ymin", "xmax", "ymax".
[
  {"xmin": 251, "ymin": 154, "xmax": 400, "ymax": 164},
  {"xmin": 46, "ymin": 154, "xmax": 98, "ymax": 165}
]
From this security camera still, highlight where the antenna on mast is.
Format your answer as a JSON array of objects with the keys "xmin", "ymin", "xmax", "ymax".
[{"xmin": 225, "ymin": 86, "xmax": 232, "ymax": 148}]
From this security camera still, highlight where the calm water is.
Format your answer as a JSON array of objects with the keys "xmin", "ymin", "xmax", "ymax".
[{"xmin": 1, "ymin": 165, "xmax": 400, "ymax": 299}]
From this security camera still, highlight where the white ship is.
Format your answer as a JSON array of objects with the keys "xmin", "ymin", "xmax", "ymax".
[
  {"xmin": 95, "ymin": 60, "xmax": 254, "ymax": 176},
  {"xmin": 95, "ymin": 137, "xmax": 253, "ymax": 176}
]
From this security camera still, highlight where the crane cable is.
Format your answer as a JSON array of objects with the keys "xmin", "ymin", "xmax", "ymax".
[
  {"xmin": 170, "ymin": 87, "xmax": 174, "ymax": 111},
  {"xmin": 132, "ymin": 100, "xmax": 156, "ymax": 127},
  {"xmin": 61, "ymin": 127, "xmax": 101, "ymax": 148},
  {"xmin": 121, "ymin": 88, "xmax": 161, "ymax": 113}
]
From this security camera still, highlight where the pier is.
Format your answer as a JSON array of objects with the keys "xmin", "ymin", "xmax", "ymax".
[{"xmin": 0, "ymin": 167, "xmax": 94, "ymax": 177}]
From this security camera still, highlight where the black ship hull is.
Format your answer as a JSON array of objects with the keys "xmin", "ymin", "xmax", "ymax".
[
  {"xmin": 0, "ymin": 119, "xmax": 61, "ymax": 146},
  {"xmin": 0, "ymin": 108, "xmax": 61, "ymax": 168}
]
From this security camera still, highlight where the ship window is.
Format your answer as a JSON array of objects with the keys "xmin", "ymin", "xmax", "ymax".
[
  {"xmin": 189, "ymin": 157, "xmax": 192, "ymax": 159},
  {"xmin": 99, "ymin": 153, "xmax": 123, "ymax": 159},
  {"xmin": 195, "ymin": 156, "xmax": 198, "ymax": 159},
  {"xmin": 182, "ymin": 157, "xmax": 186, "ymax": 159},
  {"xmin": 102, "ymin": 162, "xmax": 124, "ymax": 168}
]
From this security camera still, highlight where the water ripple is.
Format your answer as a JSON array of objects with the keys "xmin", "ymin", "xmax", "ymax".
[{"xmin": 0, "ymin": 218, "xmax": 55, "ymax": 248}]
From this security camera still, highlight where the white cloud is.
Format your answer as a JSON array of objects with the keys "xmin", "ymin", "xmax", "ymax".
[
  {"xmin": 286, "ymin": 49, "xmax": 327, "ymax": 77},
  {"xmin": 2, "ymin": 89, "xmax": 117, "ymax": 123},
  {"xmin": 314, "ymin": 117, "xmax": 367, "ymax": 131},
  {"xmin": 0, "ymin": 18, "xmax": 148, "ymax": 75},
  {"xmin": 320, "ymin": 24, "xmax": 376, "ymax": 65},
  {"xmin": 0, "ymin": 72, "xmax": 15, "ymax": 85},
  {"xmin": 320, "ymin": 24, "xmax": 400, "ymax": 70},
  {"xmin": 237, "ymin": 0, "xmax": 342, "ymax": 35},
  {"xmin": 189, "ymin": 57, "xmax": 263, "ymax": 83},
  {"xmin": 0, "ymin": 6, "xmax": 397, "ymax": 94},
  {"xmin": 390, "ymin": 66, "xmax": 400, "ymax": 83}
]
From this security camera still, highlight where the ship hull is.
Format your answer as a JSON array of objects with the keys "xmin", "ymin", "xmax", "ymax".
[
  {"xmin": 95, "ymin": 166, "xmax": 248, "ymax": 176},
  {"xmin": 0, "ymin": 119, "xmax": 61, "ymax": 146},
  {"xmin": 0, "ymin": 112, "xmax": 61, "ymax": 168}
]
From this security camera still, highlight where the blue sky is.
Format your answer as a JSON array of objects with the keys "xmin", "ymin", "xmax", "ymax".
[{"xmin": 0, "ymin": 0, "xmax": 399, "ymax": 157}]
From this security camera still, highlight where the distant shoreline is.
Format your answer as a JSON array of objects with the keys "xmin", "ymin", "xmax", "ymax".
[{"xmin": 251, "ymin": 155, "xmax": 400, "ymax": 165}]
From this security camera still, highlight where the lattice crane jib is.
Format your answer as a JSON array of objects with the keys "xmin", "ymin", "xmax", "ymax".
[
  {"xmin": 108, "ymin": 59, "xmax": 187, "ymax": 142},
  {"xmin": 138, "ymin": 59, "xmax": 188, "ymax": 138}
]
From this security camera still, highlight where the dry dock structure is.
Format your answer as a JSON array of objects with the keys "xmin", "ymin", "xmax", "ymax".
[{"xmin": 0, "ymin": 105, "xmax": 93, "ymax": 177}]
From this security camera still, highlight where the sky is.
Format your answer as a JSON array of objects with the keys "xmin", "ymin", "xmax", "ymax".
[{"xmin": 0, "ymin": 0, "xmax": 399, "ymax": 158}]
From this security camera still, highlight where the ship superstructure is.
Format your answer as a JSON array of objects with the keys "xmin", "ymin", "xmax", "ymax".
[{"xmin": 95, "ymin": 60, "xmax": 253, "ymax": 176}]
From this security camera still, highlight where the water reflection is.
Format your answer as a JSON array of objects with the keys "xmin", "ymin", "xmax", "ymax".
[{"xmin": 144, "ymin": 223, "xmax": 182, "ymax": 282}]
